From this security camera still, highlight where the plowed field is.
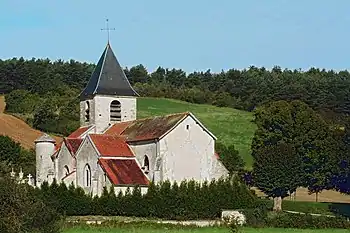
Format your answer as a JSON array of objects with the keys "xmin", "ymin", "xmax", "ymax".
[{"xmin": 0, "ymin": 96, "xmax": 62, "ymax": 149}]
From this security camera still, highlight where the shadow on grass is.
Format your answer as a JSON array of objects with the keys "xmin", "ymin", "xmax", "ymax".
[
  {"xmin": 262, "ymin": 198, "xmax": 350, "ymax": 218},
  {"xmin": 329, "ymin": 202, "xmax": 350, "ymax": 218}
]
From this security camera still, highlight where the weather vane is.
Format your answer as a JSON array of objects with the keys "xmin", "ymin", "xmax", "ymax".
[{"xmin": 101, "ymin": 19, "xmax": 115, "ymax": 43}]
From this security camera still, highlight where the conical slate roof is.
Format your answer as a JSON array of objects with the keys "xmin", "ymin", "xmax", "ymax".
[
  {"xmin": 79, "ymin": 43, "xmax": 139, "ymax": 100},
  {"xmin": 35, "ymin": 133, "xmax": 56, "ymax": 143}
]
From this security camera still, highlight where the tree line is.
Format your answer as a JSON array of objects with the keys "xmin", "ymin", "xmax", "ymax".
[{"xmin": 1, "ymin": 57, "xmax": 350, "ymax": 129}]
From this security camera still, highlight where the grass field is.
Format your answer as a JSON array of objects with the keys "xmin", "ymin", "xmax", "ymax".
[
  {"xmin": 63, "ymin": 225, "xmax": 350, "ymax": 233},
  {"xmin": 137, "ymin": 97, "xmax": 256, "ymax": 167}
]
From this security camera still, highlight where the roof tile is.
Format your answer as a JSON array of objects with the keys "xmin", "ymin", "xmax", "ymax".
[
  {"xmin": 64, "ymin": 138, "xmax": 83, "ymax": 156},
  {"xmin": 99, "ymin": 158, "xmax": 149, "ymax": 186},
  {"xmin": 68, "ymin": 125, "xmax": 92, "ymax": 138},
  {"xmin": 105, "ymin": 112, "xmax": 188, "ymax": 142},
  {"xmin": 89, "ymin": 134, "xmax": 134, "ymax": 157}
]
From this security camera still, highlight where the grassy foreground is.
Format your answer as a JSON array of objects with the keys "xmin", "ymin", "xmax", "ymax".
[
  {"xmin": 63, "ymin": 226, "xmax": 350, "ymax": 233},
  {"xmin": 137, "ymin": 97, "xmax": 256, "ymax": 167}
]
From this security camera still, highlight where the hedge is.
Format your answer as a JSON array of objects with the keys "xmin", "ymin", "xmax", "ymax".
[
  {"xmin": 241, "ymin": 204, "xmax": 350, "ymax": 229},
  {"xmin": 35, "ymin": 177, "xmax": 258, "ymax": 220}
]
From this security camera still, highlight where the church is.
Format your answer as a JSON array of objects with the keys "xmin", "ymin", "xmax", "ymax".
[{"xmin": 35, "ymin": 41, "xmax": 228, "ymax": 196}]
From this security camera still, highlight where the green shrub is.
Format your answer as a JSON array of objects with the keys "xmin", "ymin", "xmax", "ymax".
[
  {"xmin": 0, "ymin": 177, "xmax": 62, "ymax": 233},
  {"xmin": 266, "ymin": 212, "xmax": 350, "ymax": 229}
]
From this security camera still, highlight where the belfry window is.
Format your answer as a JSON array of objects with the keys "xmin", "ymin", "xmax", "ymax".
[
  {"xmin": 110, "ymin": 100, "xmax": 121, "ymax": 122},
  {"xmin": 142, "ymin": 155, "xmax": 150, "ymax": 174},
  {"xmin": 84, "ymin": 164, "xmax": 91, "ymax": 187},
  {"xmin": 85, "ymin": 101, "xmax": 90, "ymax": 122}
]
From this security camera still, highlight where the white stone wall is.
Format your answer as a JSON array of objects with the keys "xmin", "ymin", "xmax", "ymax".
[
  {"xmin": 114, "ymin": 186, "xmax": 148, "ymax": 196},
  {"xmin": 85, "ymin": 95, "xmax": 136, "ymax": 133},
  {"xmin": 160, "ymin": 115, "xmax": 225, "ymax": 183},
  {"xmin": 129, "ymin": 141, "xmax": 157, "ymax": 181},
  {"xmin": 94, "ymin": 165, "xmax": 114, "ymax": 197},
  {"xmin": 36, "ymin": 142, "xmax": 55, "ymax": 187},
  {"xmin": 56, "ymin": 144, "xmax": 76, "ymax": 181},
  {"xmin": 209, "ymin": 155, "xmax": 229, "ymax": 180},
  {"xmin": 62, "ymin": 171, "xmax": 76, "ymax": 187},
  {"xmin": 75, "ymin": 137, "xmax": 99, "ymax": 194}
]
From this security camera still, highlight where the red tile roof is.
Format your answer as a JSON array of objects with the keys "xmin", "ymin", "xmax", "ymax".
[
  {"xmin": 51, "ymin": 141, "xmax": 63, "ymax": 159},
  {"xmin": 98, "ymin": 158, "xmax": 149, "ymax": 186},
  {"xmin": 89, "ymin": 134, "xmax": 134, "ymax": 157},
  {"xmin": 64, "ymin": 138, "xmax": 83, "ymax": 156},
  {"xmin": 105, "ymin": 112, "xmax": 188, "ymax": 142},
  {"xmin": 68, "ymin": 125, "xmax": 92, "ymax": 138},
  {"xmin": 105, "ymin": 121, "xmax": 131, "ymax": 135}
]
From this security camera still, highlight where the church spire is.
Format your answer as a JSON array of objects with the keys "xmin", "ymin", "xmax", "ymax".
[{"xmin": 80, "ymin": 37, "xmax": 139, "ymax": 101}]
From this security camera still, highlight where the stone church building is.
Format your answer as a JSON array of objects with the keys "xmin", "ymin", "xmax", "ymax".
[{"xmin": 35, "ymin": 42, "xmax": 228, "ymax": 196}]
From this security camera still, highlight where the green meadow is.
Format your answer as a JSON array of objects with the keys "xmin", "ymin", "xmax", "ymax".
[{"xmin": 137, "ymin": 97, "xmax": 257, "ymax": 167}]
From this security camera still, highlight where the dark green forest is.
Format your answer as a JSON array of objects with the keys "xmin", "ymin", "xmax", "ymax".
[{"xmin": 1, "ymin": 57, "xmax": 350, "ymax": 135}]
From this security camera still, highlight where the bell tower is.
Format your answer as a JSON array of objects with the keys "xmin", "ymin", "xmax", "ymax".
[{"xmin": 79, "ymin": 41, "xmax": 139, "ymax": 133}]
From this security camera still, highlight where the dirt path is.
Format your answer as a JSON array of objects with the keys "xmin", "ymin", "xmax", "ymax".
[{"xmin": 0, "ymin": 96, "xmax": 62, "ymax": 149}]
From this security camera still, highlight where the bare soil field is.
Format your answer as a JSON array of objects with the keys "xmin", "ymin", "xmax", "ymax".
[
  {"xmin": 253, "ymin": 187, "xmax": 350, "ymax": 203},
  {"xmin": 0, "ymin": 96, "xmax": 62, "ymax": 149}
]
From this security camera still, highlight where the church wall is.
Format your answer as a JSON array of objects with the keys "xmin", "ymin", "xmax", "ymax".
[
  {"xmin": 56, "ymin": 144, "xmax": 76, "ymax": 181},
  {"xmin": 209, "ymin": 156, "xmax": 229, "ymax": 180},
  {"xmin": 114, "ymin": 186, "xmax": 148, "ymax": 196},
  {"xmin": 128, "ymin": 141, "xmax": 157, "ymax": 181},
  {"xmin": 160, "ymin": 115, "xmax": 222, "ymax": 183},
  {"xmin": 75, "ymin": 137, "xmax": 99, "ymax": 194},
  {"xmin": 62, "ymin": 172, "xmax": 76, "ymax": 187},
  {"xmin": 91, "ymin": 95, "xmax": 136, "ymax": 133},
  {"xmin": 94, "ymin": 165, "xmax": 114, "ymax": 197}
]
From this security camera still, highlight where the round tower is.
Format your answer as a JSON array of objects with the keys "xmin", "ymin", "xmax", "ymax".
[{"xmin": 35, "ymin": 133, "xmax": 56, "ymax": 187}]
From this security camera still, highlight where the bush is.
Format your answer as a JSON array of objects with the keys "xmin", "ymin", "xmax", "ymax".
[
  {"xmin": 0, "ymin": 177, "xmax": 62, "ymax": 233},
  {"xmin": 240, "ymin": 200, "xmax": 269, "ymax": 227}
]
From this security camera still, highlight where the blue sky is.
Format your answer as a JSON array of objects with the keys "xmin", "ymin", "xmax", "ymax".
[{"xmin": 0, "ymin": 0, "xmax": 350, "ymax": 73}]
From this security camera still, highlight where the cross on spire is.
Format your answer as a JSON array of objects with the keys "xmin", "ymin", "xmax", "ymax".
[{"xmin": 101, "ymin": 19, "xmax": 115, "ymax": 44}]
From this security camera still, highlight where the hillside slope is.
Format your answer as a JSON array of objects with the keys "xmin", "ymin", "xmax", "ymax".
[
  {"xmin": 0, "ymin": 96, "xmax": 62, "ymax": 150},
  {"xmin": 137, "ymin": 97, "xmax": 256, "ymax": 166}
]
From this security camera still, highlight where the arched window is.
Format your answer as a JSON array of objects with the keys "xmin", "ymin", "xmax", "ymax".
[
  {"xmin": 142, "ymin": 155, "xmax": 150, "ymax": 174},
  {"xmin": 110, "ymin": 100, "xmax": 121, "ymax": 122},
  {"xmin": 63, "ymin": 165, "xmax": 69, "ymax": 176},
  {"xmin": 84, "ymin": 164, "xmax": 91, "ymax": 187},
  {"xmin": 85, "ymin": 101, "xmax": 90, "ymax": 122}
]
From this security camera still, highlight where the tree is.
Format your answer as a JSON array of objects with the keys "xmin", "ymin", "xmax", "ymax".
[
  {"xmin": 251, "ymin": 100, "xmax": 335, "ymax": 209},
  {"xmin": 33, "ymin": 99, "xmax": 58, "ymax": 132},
  {"xmin": 331, "ymin": 118, "xmax": 350, "ymax": 194},
  {"xmin": 0, "ymin": 136, "xmax": 21, "ymax": 165},
  {"xmin": 253, "ymin": 142, "xmax": 302, "ymax": 211},
  {"xmin": 215, "ymin": 142, "xmax": 245, "ymax": 176}
]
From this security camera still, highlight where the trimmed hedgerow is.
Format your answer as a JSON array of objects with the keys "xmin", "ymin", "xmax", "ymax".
[
  {"xmin": 241, "ymin": 203, "xmax": 350, "ymax": 229},
  {"xmin": 36, "ymin": 177, "xmax": 258, "ymax": 220},
  {"xmin": 267, "ymin": 212, "xmax": 350, "ymax": 229}
]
